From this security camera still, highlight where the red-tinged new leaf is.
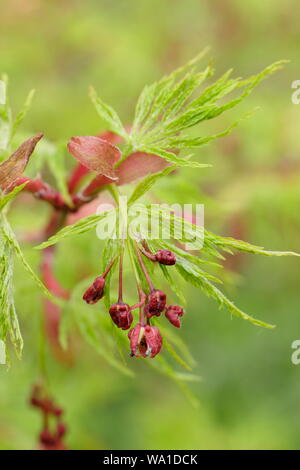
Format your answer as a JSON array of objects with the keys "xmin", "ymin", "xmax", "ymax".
[
  {"xmin": 68, "ymin": 131, "xmax": 125, "ymax": 194},
  {"xmin": 67, "ymin": 136, "xmax": 120, "ymax": 180},
  {"xmin": 68, "ymin": 163, "xmax": 89, "ymax": 194},
  {"xmin": 0, "ymin": 133, "xmax": 43, "ymax": 192},
  {"xmin": 116, "ymin": 151, "xmax": 170, "ymax": 185},
  {"xmin": 97, "ymin": 130, "xmax": 124, "ymax": 144},
  {"xmin": 82, "ymin": 174, "xmax": 115, "ymax": 198}
]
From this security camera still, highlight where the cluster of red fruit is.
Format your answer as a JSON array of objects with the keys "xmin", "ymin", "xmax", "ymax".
[
  {"xmin": 30, "ymin": 385, "xmax": 67, "ymax": 450},
  {"xmin": 83, "ymin": 246, "xmax": 185, "ymax": 358}
]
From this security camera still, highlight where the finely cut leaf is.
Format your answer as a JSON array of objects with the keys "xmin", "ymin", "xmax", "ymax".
[
  {"xmin": 205, "ymin": 230, "xmax": 300, "ymax": 258},
  {"xmin": 176, "ymin": 263, "xmax": 275, "ymax": 329},
  {"xmin": 0, "ymin": 74, "xmax": 11, "ymax": 153},
  {"xmin": 0, "ymin": 235, "xmax": 23, "ymax": 360},
  {"xmin": 2, "ymin": 223, "xmax": 62, "ymax": 306},
  {"xmin": 134, "ymin": 205, "xmax": 204, "ymax": 250},
  {"xmin": 128, "ymin": 164, "xmax": 176, "ymax": 204},
  {"xmin": 0, "ymin": 181, "xmax": 28, "ymax": 211},
  {"xmin": 139, "ymin": 146, "xmax": 212, "ymax": 168},
  {"xmin": 129, "ymin": 55, "xmax": 287, "ymax": 169},
  {"xmin": 163, "ymin": 340, "xmax": 192, "ymax": 371},
  {"xmin": 8, "ymin": 303, "xmax": 23, "ymax": 359},
  {"xmin": 89, "ymin": 87, "xmax": 127, "ymax": 139},
  {"xmin": 36, "ymin": 210, "xmax": 115, "ymax": 250},
  {"xmin": 11, "ymin": 89, "xmax": 35, "ymax": 137},
  {"xmin": 160, "ymin": 324, "xmax": 197, "ymax": 368},
  {"xmin": 164, "ymin": 111, "xmax": 255, "ymax": 149}
]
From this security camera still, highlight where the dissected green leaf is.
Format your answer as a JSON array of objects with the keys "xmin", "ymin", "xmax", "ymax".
[
  {"xmin": 161, "ymin": 325, "xmax": 197, "ymax": 368},
  {"xmin": 0, "ymin": 232, "xmax": 23, "ymax": 360},
  {"xmin": 132, "ymin": 205, "xmax": 204, "ymax": 250},
  {"xmin": 0, "ymin": 74, "xmax": 11, "ymax": 153},
  {"xmin": 205, "ymin": 230, "xmax": 300, "ymax": 258},
  {"xmin": 0, "ymin": 77, "xmax": 36, "ymax": 154},
  {"xmin": 176, "ymin": 262, "xmax": 275, "ymax": 329},
  {"xmin": 128, "ymin": 164, "xmax": 177, "ymax": 205},
  {"xmin": 129, "ymin": 56, "xmax": 286, "ymax": 170},
  {"xmin": 141, "ymin": 206, "xmax": 299, "ymax": 260},
  {"xmin": 163, "ymin": 111, "xmax": 254, "ymax": 149},
  {"xmin": 176, "ymin": 255, "xmax": 223, "ymax": 285},
  {"xmin": 8, "ymin": 302, "xmax": 23, "ymax": 360},
  {"xmin": 139, "ymin": 146, "xmax": 212, "ymax": 169},
  {"xmin": 0, "ymin": 181, "xmax": 28, "ymax": 211},
  {"xmin": 11, "ymin": 89, "xmax": 35, "ymax": 138},
  {"xmin": 89, "ymin": 86, "xmax": 127, "ymax": 139},
  {"xmin": 131, "ymin": 48, "xmax": 210, "ymax": 138},
  {"xmin": 162, "ymin": 338, "xmax": 192, "ymax": 371},
  {"xmin": 36, "ymin": 210, "xmax": 116, "ymax": 250},
  {"xmin": 2, "ymin": 221, "xmax": 62, "ymax": 306}
]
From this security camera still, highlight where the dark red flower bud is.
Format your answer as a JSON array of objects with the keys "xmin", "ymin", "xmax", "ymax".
[
  {"xmin": 83, "ymin": 276, "xmax": 105, "ymax": 304},
  {"xmin": 128, "ymin": 324, "xmax": 162, "ymax": 358},
  {"xmin": 56, "ymin": 422, "xmax": 67, "ymax": 438},
  {"xmin": 39, "ymin": 429, "xmax": 57, "ymax": 446},
  {"xmin": 165, "ymin": 305, "xmax": 185, "ymax": 328},
  {"xmin": 155, "ymin": 249, "xmax": 176, "ymax": 266},
  {"xmin": 146, "ymin": 289, "xmax": 166, "ymax": 317},
  {"xmin": 53, "ymin": 407, "xmax": 63, "ymax": 417},
  {"xmin": 109, "ymin": 303, "xmax": 133, "ymax": 330},
  {"xmin": 30, "ymin": 396, "xmax": 41, "ymax": 407}
]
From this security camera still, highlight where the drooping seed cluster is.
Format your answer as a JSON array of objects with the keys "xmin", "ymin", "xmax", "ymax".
[
  {"xmin": 83, "ymin": 245, "xmax": 185, "ymax": 358},
  {"xmin": 30, "ymin": 385, "xmax": 67, "ymax": 450}
]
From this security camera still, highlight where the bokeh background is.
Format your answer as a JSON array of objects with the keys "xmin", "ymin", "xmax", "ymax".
[{"xmin": 0, "ymin": 0, "xmax": 300, "ymax": 450}]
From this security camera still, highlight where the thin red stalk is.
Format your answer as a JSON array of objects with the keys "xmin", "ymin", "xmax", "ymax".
[
  {"xmin": 71, "ymin": 193, "xmax": 93, "ymax": 210},
  {"xmin": 41, "ymin": 246, "xmax": 69, "ymax": 300},
  {"xmin": 142, "ymin": 240, "xmax": 151, "ymax": 251},
  {"xmin": 40, "ymin": 209, "xmax": 71, "ymax": 363},
  {"xmin": 131, "ymin": 289, "xmax": 146, "ymax": 311},
  {"xmin": 68, "ymin": 163, "xmax": 89, "ymax": 194},
  {"xmin": 22, "ymin": 210, "xmax": 65, "ymax": 244},
  {"xmin": 43, "ymin": 210, "xmax": 67, "ymax": 241},
  {"xmin": 10, "ymin": 174, "xmax": 117, "ymax": 213},
  {"xmin": 139, "ymin": 289, "xmax": 146, "ymax": 326},
  {"xmin": 118, "ymin": 249, "xmax": 124, "ymax": 303},
  {"xmin": 102, "ymin": 256, "xmax": 117, "ymax": 279},
  {"xmin": 138, "ymin": 245, "xmax": 157, "ymax": 261},
  {"xmin": 71, "ymin": 178, "xmax": 112, "ymax": 211},
  {"xmin": 134, "ymin": 243, "xmax": 154, "ymax": 291},
  {"xmin": 10, "ymin": 177, "xmax": 69, "ymax": 211},
  {"xmin": 82, "ymin": 174, "xmax": 113, "ymax": 198}
]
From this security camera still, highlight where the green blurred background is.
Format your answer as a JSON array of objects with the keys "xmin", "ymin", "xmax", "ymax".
[{"xmin": 0, "ymin": 0, "xmax": 300, "ymax": 450}]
